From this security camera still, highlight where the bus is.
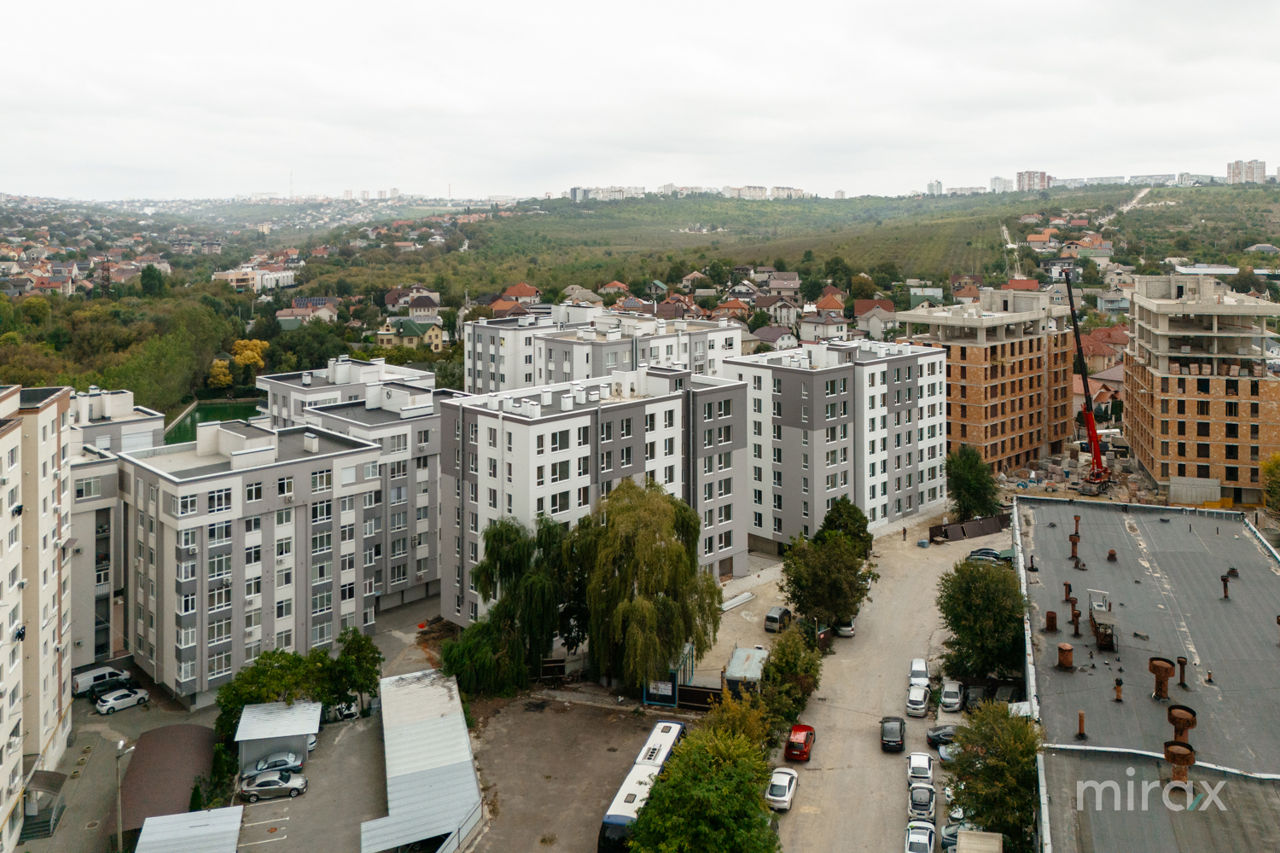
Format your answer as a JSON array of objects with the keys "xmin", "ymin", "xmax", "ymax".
[{"xmin": 597, "ymin": 720, "xmax": 686, "ymax": 852}]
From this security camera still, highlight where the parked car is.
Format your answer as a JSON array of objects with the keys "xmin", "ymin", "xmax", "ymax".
[
  {"xmin": 908, "ymin": 782, "xmax": 936, "ymax": 820},
  {"xmin": 306, "ymin": 734, "xmax": 317, "ymax": 752},
  {"xmin": 944, "ymin": 783, "xmax": 965, "ymax": 822},
  {"xmin": 907, "ymin": 752, "xmax": 933, "ymax": 786},
  {"xmin": 968, "ymin": 547, "xmax": 1000, "ymax": 559},
  {"xmin": 880, "ymin": 716, "xmax": 906, "ymax": 752},
  {"xmin": 764, "ymin": 767, "xmax": 798, "ymax": 811},
  {"xmin": 963, "ymin": 685, "xmax": 988, "ymax": 710},
  {"xmin": 73, "ymin": 666, "xmax": 129, "ymax": 696},
  {"xmin": 966, "ymin": 554, "xmax": 1002, "ymax": 565},
  {"xmin": 926, "ymin": 724, "xmax": 957, "ymax": 748},
  {"xmin": 939, "ymin": 680, "xmax": 963, "ymax": 713},
  {"xmin": 834, "ymin": 616, "xmax": 856, "ymax": 637},
  {"xmin": 241, "ymin": 751, "xmax": 302, "ymax": 780},
  {"xmin": 905, "ymin": 819, "xmax": 936, "ymax": 853},
  {"xmin": 938, "ymin": 743, "xmax": 960, "ymax": 763},
  {"xmin": 764, "ymin": 606, "xmax": 792, "ymax": 633},
  {"xmin": 327, "ymin": 702, "xmax": 359, "ymax": 722},
  {"xmin": 909, "ymin": 658, "xmax": 930, "ymax": 688},
  {"xmin": 95, "ymin": 688, "xmax": 148, "ymax": 715},
  {"xmin": 784, "ymin": 724, "xmax": 815, "ymax": 761},
  {"xmin": 906, "ymin": 685, "xmax": 929, "ymax": 717},
  {"xmin": 88, "ymin": 675, "xmax": 138, "ymax": 703},
  {"xmin": 940, "ymin": 821, "xmax": 977, "ymax": 852},
  {"xmin": 993, "ymin": 684, "xmax": 1019, "ymax": 704},
  {"xmin": 238, "ymin": 770, "xmax": 307, "ymax": 803}
]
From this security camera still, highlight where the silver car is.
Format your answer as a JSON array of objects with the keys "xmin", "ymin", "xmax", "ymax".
[
  {"xmin": 940, "ymin": 679, "xmax": 963, "ymax": 713},
  {"xmin": 908, "ymin": 782, "xmax": 936, "ymax": 820},
  {"xmin": 95, "ymin": 688, "xmax": 149, "ymax": 715},
  {"xmin": 906, "ymin": 684, "xmax": 929, "ymax": 717},
  {"xmin": 241, "ymin": 751, "xmax": 302, "ymax": 780},
  {"xmin": 238, "ymin": 770, "xmax": 307, "ymax": 802}
]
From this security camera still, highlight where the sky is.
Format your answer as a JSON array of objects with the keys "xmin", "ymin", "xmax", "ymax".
[{"xmin": 7, "ymin": 0, "xmax": 1280, "ymax": 201}]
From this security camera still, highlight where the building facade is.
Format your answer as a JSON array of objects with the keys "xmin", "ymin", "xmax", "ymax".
[
  {"xmin": 726, "ymin": 341, "xmax": 947, "ymax": 551},
  {"xmin": 900, "ymin": 290, "xmax": 1072, "ymax": 472},
  {"xmin": 1125, "ymin": 275, "xmax": 1280, "ymax": 504},
  {"xmin": 257, "ymin": 356, "xmax": 434, "ymax": 430},
  {"xmin": 117, "ymin": 423, "xmax": 380, "ymax": 708}
]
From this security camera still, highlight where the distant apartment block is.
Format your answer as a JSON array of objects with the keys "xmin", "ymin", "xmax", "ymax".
[
  {"xmin": 1016, "ymin": 171, "xmax": 1051, "ymax": 192},
  {"xmin": 725, "ymin": 341, "xmax": 947, "ymax": 551},
  {"xmin": 1227, "ymin": 159, "xmax": 1267, "ymax": 184},
  {"xmin": 900, "ymin": 290, "xmax": 1072, "ymax": 472},
  {"xmin": 117, "ymin": 422, "xmax": 381, "ymax": 708},
  {"xmin": 990, "ymin": 176, "xmax": 1014, "ymax": 194},
  {"xmin": 0, "ymin": 391, "xmax": 27, "ymax": 852},
  {"xmin": 1124, "ymin": 275, "xmax": 1280, "ymax": 504},
  {"xmin": 438, "ymin": 367, "xmax": 748, "ymax": 627},
  {"xmin": 463, "ymin": 311, "xmax": 741, "ymax": 394},
  {"xmin": 926, "ymin": 180, "xmax": 942, "ymax": 197}
]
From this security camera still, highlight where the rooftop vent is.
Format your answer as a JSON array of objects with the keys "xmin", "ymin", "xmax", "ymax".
[{"xmin": 302, "ymin": 432, "xmax": 319, "ymax": 453}]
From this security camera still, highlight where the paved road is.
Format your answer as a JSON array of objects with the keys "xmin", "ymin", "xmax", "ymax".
[{"xmin": 777, "ymin": 520, "xmax": 1012, "ymax": 852}]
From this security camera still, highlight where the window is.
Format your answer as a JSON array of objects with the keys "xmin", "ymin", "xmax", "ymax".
[
  {"xmin": 312, "ymin": 589, "xmax": 332, "ymax": 616},
  {"xmin": 276, "ymin": 508, "xmax": 293, "ymax": 526},
  {"xmin": 244, "ymin": 516, "xmax": 261, "ymax": 534},
  {"xmin": 276, "ymin": 566, "xmax": 292, "ymax": 588},
  {"xmin": 277, "ymin": 477, "xmax": 294, "ymax": 497},
  {"xmin": 179, "ymin": 593, "xmax": 196, "ymax": 614},
  {"xmin": 208, "ymin": 587, "xmax": 231, "ymax": 612},
  {"xmin": 276, "ymin": 599, "xmax": 293, "ymax": 619},
  {"xmin": 312, "ymin": 500, "xmax": 332, "ymax": 523},
  {"xmin": 207, "ymin": 488, "xmax": 231, "ymax": 513},
  {"xmin": 209, "ymin": 650, "xmax": 231, "ymax": 678},
  {"xmin": 177, "ymin": 626, "xmax": 196, "ymax": 648},
  {"xmin": 311, "ymin": 469, "xmax": 332, "ymax": 492},
  {"xmin": 177, "ymin": 495, "xmax": 198, "ymax": 516},
  {"xmin": 312, "ymin": 532, "xmax": 332, "ymax": 554},
  {"xmin": 619, "ymin": 418, "xmax": 632, "ymax": 438},
  {"xmin": 208, "ymin": 554, "xmax": 231, "ymax": 581},
  {"xmin": 75, "ymin": 477, "xmax": 102, "ymax": 499},
  {"xmin": 312, "ymin": 622, "xmax": 333, "ymax": 647},
  {"xmin": 207, "ymin": 521, "xmax": 231, "ymax": 545},
  {"xmin": 245, "ymin": 482, "xmax": 262, "ymax": 502}
]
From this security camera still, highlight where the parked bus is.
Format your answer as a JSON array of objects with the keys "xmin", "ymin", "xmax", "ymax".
[{"xmin": 597, "ymin": 720, "xmax": 686, "ymax": 852}]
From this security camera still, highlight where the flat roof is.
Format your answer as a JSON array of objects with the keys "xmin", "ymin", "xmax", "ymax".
[
  {"xmin": 360, "ymin": 670, "xmax": 482, "ymax": 853},
  {"xmin": 235, "ymin": 701, "xmax": 321, "ymax": 742},
  {"xmin": 1016, "ymin": 498, "xmax": 1280, "ymax": 851},
  {"xmin": 725, "ymin": 646, "xmax": 768, "ymax": 681},
  {"xmin": 122, "ymin": 424, "xmax": 375, "ymax": 480},
  {"xmin": 135, "ymin": 806, "xmax": 243, "ymax": 853}
]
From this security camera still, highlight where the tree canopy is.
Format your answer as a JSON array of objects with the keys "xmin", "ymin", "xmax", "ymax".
[
  {"xmin": 946, "ymin": 445, "xmax": 1001, "ymax": 522},
  {"xmin": 582, "ymin": 479, "xmax": 722, "ymax": 687},
  {"xmin": 628, "ymin": 728, "xmax": 778, "ymax": 853},
  {"xmin": 936, "ymin": 560, "xmax": 1026, "ymax": 681},
  {"xmin": 950, "ymin": 701, "xmax": 1042, "ymax": 853},
  {"xmin": 813, "ymin": 496, "xmax": 873, "ymax": 561},
  {"xmin": 780, "ymin": 532, "xmax": 879, "ymax": 628}
]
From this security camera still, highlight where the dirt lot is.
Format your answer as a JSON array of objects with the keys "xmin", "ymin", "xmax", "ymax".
[{"xmin": 471, "ymin": 696, "xmax": 683, "ymax": 852}]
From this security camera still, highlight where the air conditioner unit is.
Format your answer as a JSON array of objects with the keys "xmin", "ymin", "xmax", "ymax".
[
  {"xmin": 283, "ymin": 495, "xmax": 293, "ymax": 503},
  {"xmin": 72, "ymin": 547, "xmax": 82, "ymax": 555}
]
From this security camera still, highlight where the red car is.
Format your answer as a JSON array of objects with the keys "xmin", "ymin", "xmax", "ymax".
[{"xmin": 784, "ymin": 724, "xmax": 815, "ymax": 761}]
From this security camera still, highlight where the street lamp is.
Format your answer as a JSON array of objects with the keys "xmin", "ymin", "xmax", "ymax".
[{"xmin": 115, "ymin": 740, "xmax": 135, "ymax": 853}]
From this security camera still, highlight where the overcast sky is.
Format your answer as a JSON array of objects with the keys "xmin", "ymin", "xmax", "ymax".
[{"xmin": 7, "ymin": 1, "xmax": 1280, "ymax": 201}]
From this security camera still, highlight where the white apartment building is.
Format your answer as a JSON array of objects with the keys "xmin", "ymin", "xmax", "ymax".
[
  {"xmin": 439, "ymin": 367, "xmax": 748, "ymax": 627},
  {"xmin": 116, "ymin": 422, "xmax": 381, "ymax": 708},
  {"xmin": 14, "ymin": 387, "xmax": 73, "ymax": 791},
  {"xmin": 303, "ymin": 382, "xmax": 465, "ymax": 609},
  {"xmin": 462, "ymin": 307, "xmax": 601, "ymax": 393},
  {"xmin": 725, "ymin": 341, "xmax": 948, "ymax": 551},
  {"xmin": 66, "ymin": 388, "xmax": 164, "ymax": 670},
  {"xmin": 0, "ymin": 391, "xmax": 26, "ymax": 853},
  {"xmin": 258, "ymin": 355, "xmax": 435, "ymax": 429}
]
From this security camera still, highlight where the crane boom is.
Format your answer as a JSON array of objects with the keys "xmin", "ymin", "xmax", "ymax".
[{"xmin": 1062, "ymin": 270, "xmax": 1109, "ymax": 489}]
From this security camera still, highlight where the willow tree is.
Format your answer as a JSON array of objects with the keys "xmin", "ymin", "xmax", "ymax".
[{"xmin": 579, "ymin": 479, "xmax": 721, "ymax": 687}]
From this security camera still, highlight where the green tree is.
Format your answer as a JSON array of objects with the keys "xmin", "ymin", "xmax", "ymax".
[
  {"xmin": 780, "ymin": 532, "xmax": 879, "ymax": 630},
  {"xmin": 704, "ymin": 689, "xmax": 774, "ymax": 749},
  {"xmin": 936, "ymin": 560, "xmax": 1026, "ymax": 681},
  {"xmin": 1263, "ymin": 452, "xmax": 1280, "ymax": 509},
  {"xmin": 746, "ymin": 309, "xmax": 771, "ymax": 332},
  {"xmin": 471, "ymin": 517, "xmax": 565, "ymax": 673},
  {"xmin": 140, "ymin": 264, "xmax": 165, "ymax": 296},
  {"xmin": 213, "ymin": 649, "xmax": 317, "ymax": 742},
  {"xmin": 760, "ymin": 626, "xmax": 823, "ymax": 728},
  {"xmin": 18, "ymin": 295, "xmax": 50, "ymax": 327},
  {"xmin": 331, "ymin": 627, "xmax": 385, "ymax": 711},
  {"xmin": 706, "ymin": 259, "xmax": 730, "ymax": 286},
  {"xmin": 946, "ymin": 445, "xmax": 1001, "ymax": 522},
  {"xmin": 628, "ymin": 729, "xmax": 778, "ymax": 853},
  {"xmin": 577, "ymin": 479, "xmax": 721, "ymax": 687},
  {"xmin": 813, "ymin": 496, "xmax": 873, "ymax": 561},
  {"xmin": 949, "ymin": 702, "xmax": 1042, "ymax": 853}
]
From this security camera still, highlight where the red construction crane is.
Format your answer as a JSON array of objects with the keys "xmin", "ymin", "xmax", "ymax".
[{"xmin": 1062, "ymin": 270, "xmax": 1110, "ymax": 494}]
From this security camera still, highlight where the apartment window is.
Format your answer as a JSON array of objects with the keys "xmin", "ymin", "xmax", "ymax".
[
  {"xmin": 312, "ymin": 531, "xmax": 333, "ymax": 554},
  {"xmin": 244, "ymin": 516, "xmax": 261, "ymax": 534},
  {"xmin": 208, "ymin": 587, "xmax": 231, "ymax": 612},
  {"xmin": 311, "ymin": 469, "xmax": 332, "ymax": 492},
  {"xmin": 276, "ymin": 565, "xmax": 292, "ymax": 588},
  {"xmin": 312, "ymin": 500, "xmax": 332, "ymax": 524},
  {"xmin": 209, "ymin": 650, "xmax": 231, "ymax": 678},
  {"xmin": 177, "ymin": 495, "xmax": 198, "ymax": 516},
  {"xmin": 179, "ymin": 593, "xmax": 196, "ymax": 614},
  {"xmin": 208, "ymin": 554, "xmax": 231, "ymax": 581},
  {"xmin": 577, "ymin": 425, "xmax": 590, "ymax": 446},
  {"xmin": 177, "ymin": 625, "xmax": 196, "ymax": 648},
  {"xmin": 312, "ymin": 622, "xmax": 333, "ymax": 647},
  {"xmin": 75, "ymin": 477, "xmax": 102, "ymax": 499},
  {"xmin": 276, "ymin": 599, "xmax": 293, "ymax": 619},
  {"xmin": 207, "ymin": 521, "xmax": 231, "ymax": 545},
  {"xmin": 208, "ymin": 488, "xmax": 231, "ymax": 513},
  {"xmin": 312, "ymin": 589, "xmax": 333, "ymax": 616},
  {"xmin": 277, "ymin": 477, "xmax": 294, "ymax": 497},
  {"xmin": 245, "ymin": 482, "xmax": 262, "ymax": 502}
]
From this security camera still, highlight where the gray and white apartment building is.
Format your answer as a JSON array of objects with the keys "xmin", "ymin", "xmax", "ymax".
[
  {"xmin": 725, "ymin": 340, "xmax": 948, "ymax": 551},
  {"xmin": 66, "ymin": 388, "xmax": 164, "ymax": 669},
  {"xmin": 116, "ymin": 422, "xmax": 381, "ymax": 708},
  {"xmin": 439, "ymin": 367, "xmax": 747, "ymax": 627},
  {"xmin": 258, "ymin": 355, "xmax": 435, "ymax": 429},
  {"xmin": 464, "ymin": 311, "xmax": 742, "ymax": 393},
  {"xmin": 302, "ymin": 381, "xmax": 465, "ymax": 610}
]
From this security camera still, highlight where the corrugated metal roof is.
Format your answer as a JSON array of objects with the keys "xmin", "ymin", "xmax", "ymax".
[
  {"xmin": 360, "ymin": 670, "xmax": 482, "ymax": 853},
  {"xmin": 135, "ymin": 806, "xmax": 243, "ymax": 853},
  {"xmin": 234, "ymin": 701, "xmax": 322, "ymax": 742}
]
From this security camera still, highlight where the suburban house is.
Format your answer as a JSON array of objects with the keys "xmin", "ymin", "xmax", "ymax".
[
  {"xmin": 598, "ymin": 280, "xmax": 630, "ymax": 296},
  {"xmin": 712, "ymin": 298, "xmax": 750, "ymax": 320},
  {"xmin": 952, "ymin": 284, "xmax": 980, "ymax": 303},
  {"xmin": 656, "ymin": 294, "xmax": 702, "ymax": 320},
  {"xmin": 725, "ymin": 280, "xmax": 760, "ymax": 302},
  {"xmin": 489, "ymin": 298, "xmax": 529, "ymax": 318},
  {"xmin": 275, "ymin": 303, "xmax": 337, "ymax": 330},
  {"xmin": 798, "ymin": 311, "xmax": 849, "ymax": 342},
  {"xmin": 1096, "ymin": 288, "xmax": 1130, "ymax": 316},
  {"xmin": 500, "ymin": 282, "xmax": 541, "ymax": 304},
  {"xmin": 755, "ymin": 295, "xmax": 801, "ymax": 327},
  {"xmin": 681, "ymin": 270, "xmax": 709, "ymax": 289},
  {"xmin": 562, "ymin": 285, "xmax": 603, "ymax": 305},
  {"xmin": 752, "ymin": 325, "xmax": 799, "ymax": 351},
  {"xmin": 1001, "ymin": 278, "xmax": 1041, "ymax": 292},
  {"xmin": 814, "ymin": 293, "xmax": 844, "ymax": 313},
  {"xmin": 763, "ymin": 272, "xmax": 801, "ymax": 298},
  {"xmin": 377, "ymin": 317, "xmax": 445, "ymax": 352},
  {"xmin": 851, "ymin": 299, "xmax": 897, "ymax": 340},
  {"xmin": 407, "ymin": 294, "xmax": 440, "ymax": 322}
]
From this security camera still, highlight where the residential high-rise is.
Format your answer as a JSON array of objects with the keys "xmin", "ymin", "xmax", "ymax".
[
  {"xmin": 1227, "ymin": 159, "xmax": 1267, "ymax": 184},
  {"xmin": 117, "ymin": 422, "xmax": 381, "ymax": 708},
  {"xmin": 1016, "ymin": 171, "xmax": 1050, "ymax": 192},
  {"xmin": 990, "ymin": 176, "xmax": 1014, "ymax": 194},
  {"xmin": 725, "ymin": 340, "xmax": 947, "ymax": 549},
  {"xmin": 438, "ymin": 367, "xmax": 748, "ymax": 627},
  {"xmin": 0, "ymin": 390, "xmax": 26, "ymax": 852},
  {"xmin": 258, "ymin": 355, "xmax": 434, "ymax": 429},
  {"xmin": 899, "ymin": 290, "xmax": 1072, "ymax": 472},
  {"xmin": 926, "ymin": 180, "xmax": 942, "ymax": 197},
  {"xmin": 1124, "ymin": 275, "xmax": 1280, "ymax": 504}
]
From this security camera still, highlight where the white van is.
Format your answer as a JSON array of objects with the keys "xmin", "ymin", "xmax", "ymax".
[{"xmin": 72, "ymin": 666, "xmax": 128, "ymax": 696}]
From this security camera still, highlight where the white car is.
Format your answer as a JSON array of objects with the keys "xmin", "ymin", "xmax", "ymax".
[
  {"xmin": 908, "ymin": 782, "xmax": 936, "ymax": 820},
  {"xmin": 835, "ymin": 616, "xmax": 856, "ymax": 637},
  {"xmin": 905, "ymin": 819, "xmax": 936, "ymax": 853},
  {"xmin": 907, "ymin": 752, "xmax": 934, "ymax": 787},
  {"xmin": 95, "ymin": 688, "xmax": 149, "ymax": 715},
  {"xmin": 906, "ymin": 684, "xmax": 930, "ymax": 717},
  {"xmin": 764, "ymin": 767, "xmax": 798, "ymax": 811},
  {"xmin": 909, "ymin": 658, "xmax": 930, "ymax": 688},
  {"xmin": 940, "ymin": 679, "xmax": 963, "ymax": 713}
]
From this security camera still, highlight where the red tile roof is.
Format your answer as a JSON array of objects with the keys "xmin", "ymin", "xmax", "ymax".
[
  {"xmin": 852, "ymin": 298, "xmax": 894, "ymax": 315},
  {"xmin": 1002, "ymin": 279, "xmax": 1040, "ymax": 291},
  {"xmin": 501, "ymin": 281, "xmax": 540, "ymax": 299},
  {"xmin": 815, "ymin": 294, "xmax": 845, "ymax": 311}
]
